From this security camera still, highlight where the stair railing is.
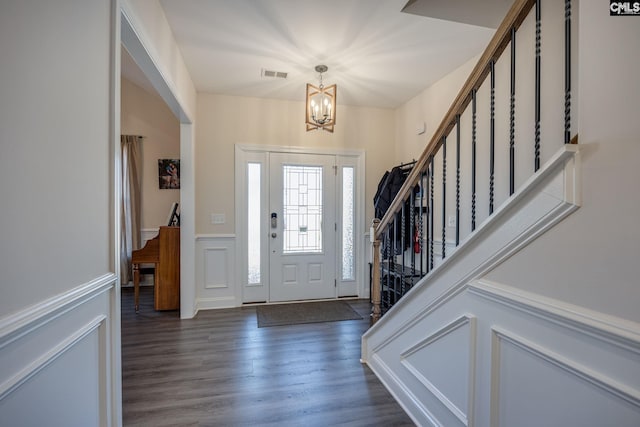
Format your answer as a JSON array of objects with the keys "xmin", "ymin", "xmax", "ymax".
[{"xmin": 371, "ymin": 0, "xmax": 576, "ymax": 324}]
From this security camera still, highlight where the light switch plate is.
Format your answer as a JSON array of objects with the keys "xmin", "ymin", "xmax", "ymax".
[{"xmin": 211, "ymin": 213, "xmax": 225, "ymax": 224}]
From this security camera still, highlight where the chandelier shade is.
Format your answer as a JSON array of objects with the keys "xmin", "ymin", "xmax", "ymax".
[{"xmin": 305, "ymin": 65, "xmax": 336, "ymax": 132}]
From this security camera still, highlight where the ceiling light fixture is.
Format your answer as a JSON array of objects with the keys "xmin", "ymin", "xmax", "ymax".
[{"xmin": 305, "ymin": 65, "xmax": 336, "ymax": 133}]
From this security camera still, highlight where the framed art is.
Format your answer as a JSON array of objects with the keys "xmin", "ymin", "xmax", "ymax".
[{"xmin": 158, "ymin": 159, "xmax": 180, "ymax": 189}]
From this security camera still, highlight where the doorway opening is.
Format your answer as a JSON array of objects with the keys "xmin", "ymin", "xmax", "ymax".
[
  {"xmin": 121, "ymin": 12, "xmax": 196, "ymax": 318},
  {"xmin": 236, "ymin": 145, "xmax": 365, "ymax": 304}
]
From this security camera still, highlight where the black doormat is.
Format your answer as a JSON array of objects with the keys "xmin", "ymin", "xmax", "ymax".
[{"xmin": 256, "ymin": 300, "xmax": 363, "ymax": 328}]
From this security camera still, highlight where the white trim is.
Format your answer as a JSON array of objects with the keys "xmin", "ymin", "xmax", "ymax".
[
  {"xmin": 110, "ymin": 1, "xmax": 122, "ymax": 424},
  {"xmin": 401, "ymin": 315, "xmax": 477, "ymax": 426},
  {"xmin": 119, "ymin": 8, "xmax": 193, "ymax": 123},
  {"xmin": 0, "ymin": 273, "xmax": 116, "ymax": 348},
  {"xmin": 0, "ymin": 274, "xmax": 116, "ymax": 425},
  {"xmin": 235, "ymin": 149, "xmax": 269, "ymax": 304},
  {"xmin": 196, "ymin": 233, "xmax": 236, "ymax": 240},
  {"xmin": 204, "ymin": 247, "xmax": 229, "ymax": 289},
  {"xmin": 470, "ymin": 279, "xmax": 640, "ymax": 354},
  {"xmin": 179, "ymin": 123, "xmax": 197, "ymax": 319},
  {"xmin": 0, "ymin": 315, "xmax": 106, "ymax": 401},
  {"xmin": 196, "ymin": 235, "xmax": 237, "ymax": 308},
  {"xmin": 369, "ymin": 354, "xmax": 440, "ymax": 427},
  {"xmin": 196, "ymin": 296, "xmax": 237, "ymax": 310},
  {"xmin": 204, "ymin": 284, "xmax": 229, "ymax": 289},
  {"xmin": 337, "ymin": 156, "xmax": 366, "ymax": 297},
  {"xmin": 491, "ymin": 327, "xmax": 640, "ymax": 412},
  {"xmin": 141, "ymin": 228, "xmax": 159, "ymax": 239},
  {"xmin": 236, "ymin": 143, "xmax": 365, "ymax": 158},
  {"xmin": 369, "ymin": 283, "xmax": 469, "ymax": 356},
  {"xmin": 473, "ymin": 282, "xmax": 640, "ymax": 424}
]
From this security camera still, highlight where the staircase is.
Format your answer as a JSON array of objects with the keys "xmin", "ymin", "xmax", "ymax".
[
  {"xmin": 362, "ymin": 1, "xmax": 640, "ymax": 426},
  {"xmin": 357, "ymin": 1, "xmax": 631, "ymax": 426},
  {"xmin": 369, "ymin": 0, "xmax": 575, "ymax": 323}
]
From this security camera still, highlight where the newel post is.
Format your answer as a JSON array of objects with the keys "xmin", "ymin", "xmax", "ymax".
[{"xmin": 370, "ymin": 218, "xmax": 382, "ymax": 325}]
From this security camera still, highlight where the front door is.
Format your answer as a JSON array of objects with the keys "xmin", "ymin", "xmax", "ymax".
[{"xmin": 268, "ymin": 153, "xmax": 336, "ymax": 302}]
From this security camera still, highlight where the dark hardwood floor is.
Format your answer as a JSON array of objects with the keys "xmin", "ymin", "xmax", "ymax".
[{"xmin": 121, "ymin": 287, "xmax": 414, "ymax": 426}]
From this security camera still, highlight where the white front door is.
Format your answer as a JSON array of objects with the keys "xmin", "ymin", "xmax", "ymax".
[{"xmin": 268, "ymin": 153, "xmax": 336, "ymax": 302}]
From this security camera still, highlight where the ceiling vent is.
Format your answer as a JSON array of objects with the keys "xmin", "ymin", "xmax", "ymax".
[{"xmin": 261, "ymin": 68, "xmax": 288, "ymax": 79}]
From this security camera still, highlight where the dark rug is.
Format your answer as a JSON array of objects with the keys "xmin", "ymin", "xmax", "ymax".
[{"xmin": 256, "ymin": 300, "xmax": 363, "ymax": 328}]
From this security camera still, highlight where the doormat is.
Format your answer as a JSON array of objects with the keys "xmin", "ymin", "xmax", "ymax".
[{"xmin": 256, "ymin": 300, "xmax": 363, "ymax": 328}]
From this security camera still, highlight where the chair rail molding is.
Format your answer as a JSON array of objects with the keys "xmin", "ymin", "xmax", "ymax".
[
  {"xmin": 0, "ymin": 273, "xmax": 116, "ymax": 346},
  {"xmin": 0, "ymin": 273, "xmax": 118, "ymax": 425}
]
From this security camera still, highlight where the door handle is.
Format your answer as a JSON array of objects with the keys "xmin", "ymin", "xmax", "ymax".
[{"xmin": 271, "ymin": 232, "xmax": 277, "ymax": 238}]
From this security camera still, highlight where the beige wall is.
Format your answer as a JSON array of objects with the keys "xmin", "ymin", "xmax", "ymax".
[
  {"xmin": 395, "ymin": 55, "xmax": 479, "ymax": 165},
  {"xmin": 392, "ymin": 0, "xmax": 640, "ymax": 325},
  {"xmin": 195, "ymin": 93, "xmax": 396, "ymax": 234},
  {"xmin": 0, "ymin": 0, "xmax": 112, "ymax": 314},
  {"xmin": 393, "ymin": 0, "xmax": 572, "ymax": 244},
  {"xmin": 121, "ymin": 77, "xmax": 180, "ymax": 230},
  {"xmin": 389, "ymin": 1, "xmax": 640, "ymax": 324},
  {"xmin": 385, "ymin": 0, "xmax": 640, "ymax": 326},
  {"xmin": 486, "ymin": 2, "xmax": 640, "ymax": 323}
]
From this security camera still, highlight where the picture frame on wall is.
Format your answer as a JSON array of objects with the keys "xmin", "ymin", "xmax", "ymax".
[{"xmin": 158, "ymin": 159, "xmax": 180, "ymax": 189}]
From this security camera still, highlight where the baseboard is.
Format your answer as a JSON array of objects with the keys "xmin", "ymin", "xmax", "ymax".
[{"xmin": 196, "ymin": 296, "xmax": 237, "ymax": 310}]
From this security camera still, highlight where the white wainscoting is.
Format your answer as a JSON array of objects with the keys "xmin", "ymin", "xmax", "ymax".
[
  {"xmin": 0, "ymin": 274, "xmax": 119, "ymax": 426},
  {"xmin": 197, "ymin": 232, "xmax": 370, "ymax": 310},
  {"xmin": 140, "ymin": 228, "xmax": 159, "ymax": 244},
  {"xmin": 364, "ymin": 278, "xmax": 640, "ymax": 427},
  {"xmin": 358, "ymin": 145, "xmax": 640, "ymax": 426},
  {"xmin": 479, "ymin": 281, "xmax": 640, "ymax": 427},
  {"xmin": 401, "ymin": 315, "xmax": 477, "ymax": 426},
  {"xmin": 195, "ymin": 234, "xmax": 237, "ymax": 311}
]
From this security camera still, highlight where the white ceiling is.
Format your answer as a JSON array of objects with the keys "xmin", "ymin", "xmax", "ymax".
[{"xmin": 123, "ymin": 0, "xmax": 509, "ymax": 109}]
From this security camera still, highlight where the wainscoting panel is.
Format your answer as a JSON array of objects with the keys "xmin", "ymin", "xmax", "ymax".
[
  {"xmin": 204, "ymin": 247, "xmax": 229, "ymax": 289},
  {"xmin": 364, "ymin": 278, "xmax": 640, "ymax": 426},
  {"xmin": 197, "ymin": 232, "xmax": 369, "ymax": 309},
  {"xmin": 196, "ymin": 235, "xmax": 237, "ymax": 310},
  {"xmin": 401, "ymin": 316, "xmax": 476, "ymax": 426},
  {"xmin": 360, "ymin": 146, "xmax": 638, "ymax": 425},
  {"xmin": 0, "ymin": 274, "xmax": 118, "ymax": 426},
  {"xmin": 490, "ymin": 326, "xmax": 640, "ymax": 427}
]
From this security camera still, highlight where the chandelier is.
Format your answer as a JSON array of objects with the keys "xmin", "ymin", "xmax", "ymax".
[{"xmin": 305, "ymin": 65, "xmax": 337, "ymax": 132}]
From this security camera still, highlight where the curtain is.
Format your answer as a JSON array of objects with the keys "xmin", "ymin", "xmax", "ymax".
[{"xmin": 120, "ymin": 135, "xmax": 142, "ymax": 285}]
